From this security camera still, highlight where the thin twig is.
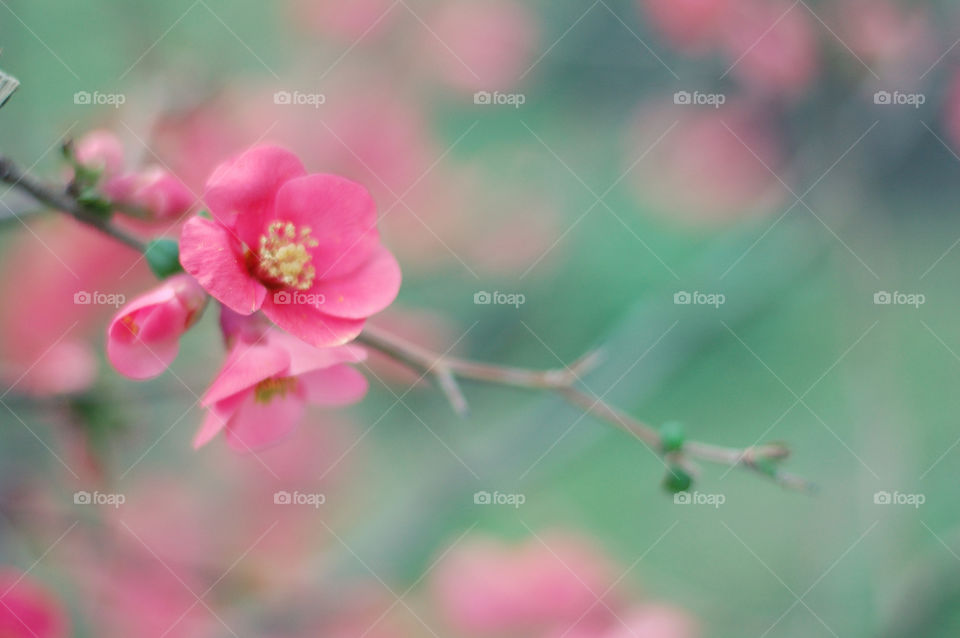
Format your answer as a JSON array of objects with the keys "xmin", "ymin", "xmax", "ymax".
[
  {"xmin": 0, "ymin": 153, "xmax": 147, "ymax": 252},
  {"xmin": 357, "ymin": 324, "xmax": 813, "ymax": 491}
]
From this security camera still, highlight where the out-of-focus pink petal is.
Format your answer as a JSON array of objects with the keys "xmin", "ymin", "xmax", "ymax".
[
  {"xmin": 180, "ymin": 216, "xmax": 266, "ymax": 314},
  {"xmin": 272, "ymin": 173, "xmax": 379, "ymax": 278},
  {"xmin": 602, "ymin": 605, "xmax": 699, "ymax": 638},
  {"xmin": 74, "ymin": 129, "xmax": 125, "ymax": 177},
  {"xmin": 204, "ymin": 145, "xmax": 305, "ymax": 233},
  {"xmin": 225, "ymin": 392, "xmax": 305, "ymax": 451},
  {"xmin": 299, "ymin": 365, "xmax": 369, "ymax": 405},
  {"xmin": 0, "ymin": 569, "xmax": 70, "ymax": 638},
  {"xmin": 306, "ymin": 246, "xmax": 401, "ymax": 319}
]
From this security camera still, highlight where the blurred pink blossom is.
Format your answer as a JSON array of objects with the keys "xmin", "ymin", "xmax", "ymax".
[
  {"xmin": 626, "ymin": 100, "xmax": 786, "ymax": 225},
  {"xmin": 0, "ymin": 569, "xmax": 69, "ymax": 638},
  {"xmin": 0, "ymin": 219, "xmax": 151, "ymax": 396},
  {"xmin": 287, "ymin": 0, "xmax": 398, "ymax": 41},
  {"xmin": 431, "ymin": 533, "xmax": 618, "ymax": 635},
  {"xmin": 419, "ymin": 0, "xmax": 540, "ymax": 91},
  {"xmin": 639, "ymin": 0, "xmax": 734, "ymax": 52},
  {"xmin": 73, "ymin": 129, "xmax": 194, "ymax": 221},
  {"xmin": 719, "ymin": 0, "xmax": 819, "ymax": 96},
  {"xmin": 73, "ymin": 129, "xmax": 124, "ymax": 176}
]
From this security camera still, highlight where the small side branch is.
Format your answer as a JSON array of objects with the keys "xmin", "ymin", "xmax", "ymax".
[{"xmin": 358, "ymin": 324, "xmax": 813, "ymax": 491}]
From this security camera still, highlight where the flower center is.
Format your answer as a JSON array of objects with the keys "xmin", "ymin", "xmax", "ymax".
[
  {"xmin": 255, "ymin": 221, "xmax": 319, "ymax": 290},
  {"xmin": 254, "ymin": 376, "xmax": 299, "ymax": 403}
]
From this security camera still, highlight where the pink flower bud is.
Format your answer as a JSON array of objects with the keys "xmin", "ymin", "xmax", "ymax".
[
  {"xmin": 104, "ymin": 166, "xmax": 195, "ymax": 220},
  {"xmin": 73, "ymin": 129, "xmax": 125, "ymax": 177},
  {"xmin": 107, "ymin": 274, "xmax": 207, "ymax": 380}
]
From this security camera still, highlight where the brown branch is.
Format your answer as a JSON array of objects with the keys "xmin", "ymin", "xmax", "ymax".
[
  {"xmin": 357, "ymin": 324, "xmax": 813, "ymax": 491},
  {"xmin": 0, "ymin": 153, "xmax": 147, "ymax": 252}
]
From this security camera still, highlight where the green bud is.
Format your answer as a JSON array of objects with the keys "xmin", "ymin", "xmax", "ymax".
[
  {"xmin": 198, "ymin": 209, "xmax": 213, "ymax": 220},
  {"xmin": 659, "ymin": 421, "xmax": 685, "ymax": 453},
  {"xmin": 662, "ymin": 467, "xmax": 692, "ymax": 494},
  {"xmin": 75, "ymin": 187, "xmax": 111, "ymax": 216},
  {"xmin": 145, "ymin": 238, "xmax": 183, "ymax": 279}
]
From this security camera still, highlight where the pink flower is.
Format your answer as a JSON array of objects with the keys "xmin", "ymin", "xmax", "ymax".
[
  {"xmin": 639, "ymin": 0, "xmax": 734, "ymax": 53},
  {"xmin": 0, "ymin": 569, "xmax": 69, "ymax": 638},
  {"xmin": 420, "ymin": 0, "xmax": 540, "ymax": 91},
  {"xmin": 180, "ymin": 145, "xmax": 402, "ymax": 347},
  {"xmin": 193, "ymin": 329, "xmax": 368, "ymax": 451},
  {"xmin": 431, "ymin": 533, "xmax": 616, "ymax": 634},
  {"xmin": 73, "ymin": 129, "xmax": 195, "ymax": 221},
  {"xmin": 106, "ymin": 274, "xmax": 208, "ymax": 380},
  {"xmin": 718, "ymin": 0, "xmax": 818, "ymax": 96}
]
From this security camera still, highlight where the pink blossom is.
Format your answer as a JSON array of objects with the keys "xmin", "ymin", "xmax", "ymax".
[
  {"xmin": 639, "ymin": 0, "xmax": 735, "ymax": 53},
  {"xmin": 625, "ymin": 100, "xmax": 785, "ymax": 225},
  {"xmin": 0, "ymin": 569, "xmax": 69, "ymax": 638},
  {"xmin": 431, "ymin": 533, "xmax": 617, "ymax": 634},
  {"xmin": 0, "ymin": 218, "xmax": 152, "ymax": 396},
  {"xmin": 73, "ymin": 129, "xmax": 125, "ymax": 177},
  {"xmin": 193, "ymin": 329, "xmax": 368, "ymax": 451},
  {"xmin": 73, "ymin": 130, "xmax": 195, "ymax": 221},
  {"xmin": 179, "ymin": 145, "xmax": 402, "ymax": 347},
  {"xmin": 106, "ymin": 273, "xmax": 207, "ymax": 380},
  {"xmin": 288, "ymin": 0, "xmax": 398, "ymax": 40},
  {"xmin": 103, "ymin": 166, "xmax": 195, "ymax": 221},
  {"xmin": 719, "ymin": 0, "xmax": 819, "ymax": 96},
  {"xmin": 420, "ymin": 0, "xmax": 540, "ymax": 91},
  {"xmin": 600, "ymin": 605, "xmax": 699, "ymax": 638}
]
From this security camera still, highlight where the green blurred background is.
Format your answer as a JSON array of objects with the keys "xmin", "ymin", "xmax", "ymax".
[{"xmin": 2, "ymin": 1, "xmax": 960, "ymax": 636}]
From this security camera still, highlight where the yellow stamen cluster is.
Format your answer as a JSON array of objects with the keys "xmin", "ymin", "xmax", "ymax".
[
  {"xmin": 254, "ymin": 376, "xmax": 298, "ymax": 403},
  {"xmin": 256, "ymin": 221, "xmax": 319, "ymax": 290}
]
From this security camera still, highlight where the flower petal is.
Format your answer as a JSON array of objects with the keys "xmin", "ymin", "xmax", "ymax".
[
  {"xmin": 306, "ymin": 246, "xmax": 401, "ymax": 319},
  {"xmin": 202, "ymin": 340, "xmax": 290, "ymax": 405},
  {"xmin": 272, "ymin": 173, "xmax": 380, "ymax": 278},
  {"xmin": 266, "ymin": 330, "xmax": 366, "ymax": 375},
  {"xmin": 193, "ymin": 391, "xmax": 247, "ymax": 449},
  {"xmin": 225, "ymin": 392, "xmax": 305, "ymax": 451},
  {"xmin": 204, "ymin": 145, "xmax": 305, "ymax": 233},
  {"xmin": 299, "ymin": 365, "xmax": 369, "ymax": 405},
  {"xmin": 180, "ymin": 216, "xmax": 266, "ymax": 315},
  {"xmin": 106, "ymin": 335, "xmax": 180, "ymax": 380},
  {"xmin": 261, "ymin": 297, "xmax": 366, "ymax": 347}
]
